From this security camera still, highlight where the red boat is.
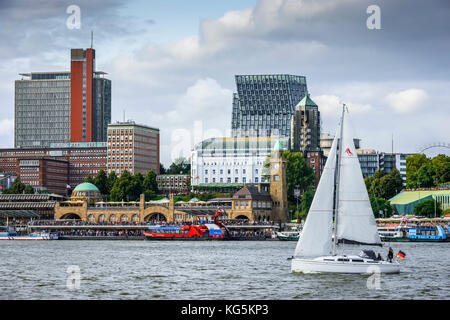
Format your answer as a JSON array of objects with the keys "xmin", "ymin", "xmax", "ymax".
[{"xmin": 144, "ymin": 209, "xmax": 230, "ymax": 240}]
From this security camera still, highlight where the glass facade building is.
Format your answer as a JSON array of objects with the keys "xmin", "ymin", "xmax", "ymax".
[
  {"xmin": 231, "ymin": 74, "xmax": 308, "ymax": 138},
  {"xmin": 15, "ymin": 72, "xmax": 71, "ymax": 148}
]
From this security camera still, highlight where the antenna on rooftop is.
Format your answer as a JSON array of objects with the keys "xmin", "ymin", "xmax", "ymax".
[{"xmin": 91, "ymin": 30, "xmax": 94, "ymax": 49}]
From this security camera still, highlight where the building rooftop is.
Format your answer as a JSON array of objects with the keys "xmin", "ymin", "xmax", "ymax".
[
  {"xmin": 232, "ymin": 184, "xmax": 272, "ymax": 201},
  {"xmin": 295, "ymin": 93, "xmax": 317, "ymax": 108},
  {"xmin": 73, "ymin": 182, "xmax": 100, "ymax": 193}
]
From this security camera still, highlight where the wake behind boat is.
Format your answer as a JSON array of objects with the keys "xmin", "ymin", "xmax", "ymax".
[{"xmin": 291, "ymin": 105, "xmax": 400, "ymax": 274}]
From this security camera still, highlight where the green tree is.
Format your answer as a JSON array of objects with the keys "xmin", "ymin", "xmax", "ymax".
[
  {"xmin": 379, "ymin": 168, "xmax": 404, "ymax": 199},
  {"xmin": 406, "ymin": 154, "xmax": 430, "ymax": 188},
  {"xmin": 160, "ymin": 163, "xmax": 167, "ymax": 174},
  {"xmin": 283, "ymin": 151, "xmax": 316, "ymax": 202},
  {"xmin": 3, "ymin": 178, "xmax": 26, "ymax": 194},
  {"xmin": 106, "ymin": 171, "xmax": 117, "ymax": 195},
  {"xmin": 168, "ymin": 157, "xmax": 190, "ymax": 174},
  {"xmin": 414, "ymin": 199, "xmax": 442, "ymax": 217},
  {"xmin": 299, "ymin": 187, "xmax": 315, "ymax": 213},
  {"xmin": 370, "ymin": 196, "xmax": 393, "ymax": 218},
  {"xmin": 128, "ymin": 172, "xmax": 144, "ymax": 201},
  {"xmin": 415, "ymin": 163, "xmax": 436, "ymax": 188},
  {"xmin": 84, "ymin": 174, "xmax": 95, "ymax": 184},
  {"xmin": 93, "ymin": 169, "xmax": 108, "ymax": 195},
  {"xmin": 143, "ymin": 170, "xmax": 157, "ymax": 193},
  {"xmin": 23, "ymin": 185, "xmax": 34, "ymax": 194},
  {"xmin": 431, "ymin": 154, "xmax": 450, "ymax": 186},
  {"xmin": 110, "ymin": 170, "xmax": 132, "ymax": 201}
]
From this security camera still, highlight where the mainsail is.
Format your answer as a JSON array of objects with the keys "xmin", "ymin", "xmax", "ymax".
[
  {"xmin": 293, "ymin": 127, "xmax": 340, "ymax": 257},
  {"xmin": 336, "ymin": 110, "xmax": 382, "ymax": 246}
]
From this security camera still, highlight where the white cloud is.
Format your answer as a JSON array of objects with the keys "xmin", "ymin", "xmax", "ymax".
[
  {"xmin": 386, "ymin": 89, "xmax": 428, "ymax": 114},
  {"xmin": 152, "ymin": 78, "xmax": 233, "ymax": 164},
  {"xmin": 314, "ymin": 94, "xmax": 372, "ymax": 116},
  {"xmin": 0, "ymin": 119, "xmax": 14, "ymax": 137}
]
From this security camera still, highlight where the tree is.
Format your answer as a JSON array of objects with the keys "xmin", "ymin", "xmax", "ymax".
[
  {"xmin": 415, "ymin": 163, "xmax": 436, "ymax": 188},
  {"xmin": 370, "ymin": 196, "xmax": 393, "ymax": 218},
  {"xmin": 168, "ymin": 157, "xmax": 190, "ymax": 174},
  {"xmin": 143, "ymin": 170, "xmax": 157, "ymax": 193},
  {"xmin": 431, "ymin": 154, "xmax": 450, "ymax": 186},
  {"xmin": 106, "ymin": 171, "xmax": 117, "ymax": 195},
  {"xmin": 128, "ymin": 172, "xmax": 144, "ymax": 201},
  {"xmin": 379, "ymin": 168, "xmax": 404, "ymax": 199},
  {"xmin": 23, "ymin": 185, "xmax": 34, "ymax": 194},
  {"xmin": 93, "ymin": 169, "xmax": 108, "ymax": 195},
  {"xmin": 3, "ymin": 178, "xmax": 26, "ymax": 194},
  {"xmin": 414, "ymin": 199, "xmax": 442, "ymax": 217},
  {"xmin": 299, "ymin": 187, "xmax": 315, "ymax": 214},
  {"xmin": 283, "ymin": 151, "xmax": 316, "ymax": 202},
  {"xmin": 160, "ymin": 163, "xmax": 167, "ymax": 174},
  {"xmin": 110, "ymin": 170, "xmax": 132, "ymax": 201},
  {"xmin": 84, "ymin": 174, "xmax": 95, "ymax": 184},
  {"xmin": 406, "ymin": 154, "xmax": 430, "ymax": 188}
]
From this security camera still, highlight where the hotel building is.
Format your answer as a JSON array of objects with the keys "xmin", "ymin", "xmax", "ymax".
[{"xmin": 190, "ymin": 136, "xmax": 289, "ymax": 187}]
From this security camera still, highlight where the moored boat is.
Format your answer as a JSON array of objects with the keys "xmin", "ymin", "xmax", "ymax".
[
  {"xmin": 0, "ymin": 231, "xmax": 58, "ymax": 240},
  {"xmin": 277, "ymin": 231, "xmax": 300, "ymax": 241},
  {"xmin": 378, "ymin": 224, "xmax": 450, "ymax": 242}
]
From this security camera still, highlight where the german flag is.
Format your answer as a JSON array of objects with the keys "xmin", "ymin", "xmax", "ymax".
[{"xmin": 397, "ymin": 250, "xmax": 406, "ymax": 260}]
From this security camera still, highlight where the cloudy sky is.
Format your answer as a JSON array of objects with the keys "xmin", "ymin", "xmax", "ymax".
[{"xmin": 0, "ymin": 0, "xmax": 449, "ymax": 165}]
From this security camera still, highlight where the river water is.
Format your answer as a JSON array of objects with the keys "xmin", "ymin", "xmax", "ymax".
[{"xmin": 0, "ymin": 240, "xmax": 448, "ymax": 300}]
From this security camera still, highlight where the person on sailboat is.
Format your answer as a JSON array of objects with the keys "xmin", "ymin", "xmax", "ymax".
[
  {"xmin": 387, "ymin": 247, "xmax": 394, "ymax": 263},
  {"xmin": 377, "ymin": 253, "xmax": 383, "ymax": 261}
]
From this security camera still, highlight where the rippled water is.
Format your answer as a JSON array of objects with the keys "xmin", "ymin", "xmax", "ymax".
[{"xmin": 0, "ymin": 241, "xmax": 448, "ymax": 300}]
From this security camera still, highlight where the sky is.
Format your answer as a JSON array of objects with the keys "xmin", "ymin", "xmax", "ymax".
[{"xmin": 0, "ymin": 0, "xmax": 449, "ymax": 166}]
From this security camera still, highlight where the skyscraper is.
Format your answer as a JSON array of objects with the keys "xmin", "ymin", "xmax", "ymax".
[
  {"xmin": 289, "ymin": 93, "xmax": 321, "ymax": 153},
  {"xmin": 15, "ymin": 72, "xmax": 71, "ymax": 148},
  {"xmin": 231, "ymin": 74, "xmax": 308, "ymax": 138},
  {"xmin": 14, "ymin": 48, "xmax": 111, "ymax": 148},
  {"xmin": 70, "ymin": 48, "xmax": 111, "ymax": 143}
]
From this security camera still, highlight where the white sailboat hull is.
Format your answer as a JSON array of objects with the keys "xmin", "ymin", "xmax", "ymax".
[{"xmin": 291, "ymin": 255, "xmax": 400, "ymax": 274}]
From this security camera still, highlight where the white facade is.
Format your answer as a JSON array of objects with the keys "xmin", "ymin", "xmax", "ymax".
[{"xmin": 191, "ymin": 137, "xmax": 288, "ymax": 186}]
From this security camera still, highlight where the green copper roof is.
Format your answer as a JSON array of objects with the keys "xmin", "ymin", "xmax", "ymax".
[
  {"xmin": 273, "ymin": 140, "xmax": 284, "ymax": 152},
  {"xmin": 296, "ymin": 93, "xmax": 317, "ymax": 107},
  {"xmin": 73, "ymin": 182, "xmax": 100, "ymax": 192}
]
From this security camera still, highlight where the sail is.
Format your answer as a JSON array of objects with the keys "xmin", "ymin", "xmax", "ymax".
[
  {"xmin": 336, "ymin": 110, "xmax": 382, "ymax": 246},
  {"xmin": 293, "ymin": 127, "xmax": 340, "ymax": 257}
]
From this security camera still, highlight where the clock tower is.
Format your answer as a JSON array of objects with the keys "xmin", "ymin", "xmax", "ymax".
[{"xmin": 270, "ymin": 140, "xmax": 288, "ymax": 222}]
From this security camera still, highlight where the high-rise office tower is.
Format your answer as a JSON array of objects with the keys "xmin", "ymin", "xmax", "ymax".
[
  {"xmin": 231, "ymin": 74, "xmax": 308, "ymax": 138},
  {"xmin": 15, "ymin": 72, "xmax": 72, "ymax": 148},
  {"xmin": 14, "ymin": 48, "xmax": 111, "ymax": 148},
  {"xmin": 70, "ymin": 48, "xmax": 111, "ymax": 143},
  {"xmin": 289, "ymin": 93, "xmax": 321, "ymax": 153}
]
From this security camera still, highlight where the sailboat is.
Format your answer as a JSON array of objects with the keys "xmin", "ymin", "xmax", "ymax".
[{"xmin": 291, "ymin": 105, "xmax": 400, "ymax": 274}]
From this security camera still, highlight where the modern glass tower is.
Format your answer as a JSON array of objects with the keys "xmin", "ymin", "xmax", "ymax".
[{"xmin": 231, "ymin": 74, "xmax": 308, "ymax": 138}]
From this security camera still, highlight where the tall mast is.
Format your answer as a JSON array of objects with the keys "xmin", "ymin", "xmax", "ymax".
[{"xmin": 332, "ymin": 104, "xmax": 346, "ymax": 255}]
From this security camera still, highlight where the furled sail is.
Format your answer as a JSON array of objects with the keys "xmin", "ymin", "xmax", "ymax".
[
  {"xmin": 336, "ymin": 110, "xmax": 382, "ymax": 246},
  {"xmin": 293, "ymin": 128, "xmax": 340, "ymax": 257}
]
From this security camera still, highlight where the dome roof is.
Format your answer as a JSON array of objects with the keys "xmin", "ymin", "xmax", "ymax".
[{"xmin": 73, "ymin": 182, "xmax": 100, "ymax": 192}]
